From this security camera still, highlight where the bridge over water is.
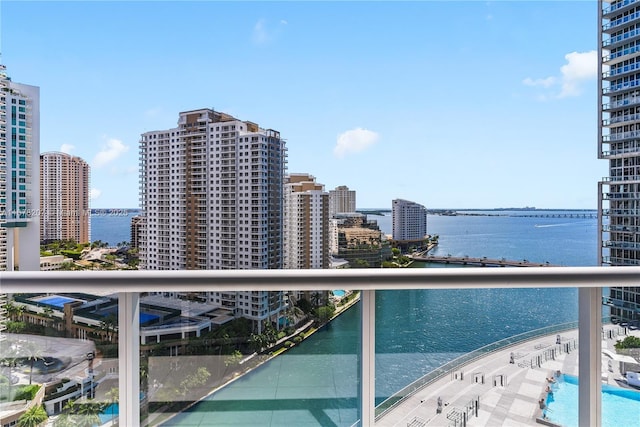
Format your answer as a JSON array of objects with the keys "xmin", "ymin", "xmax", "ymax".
[
  {"xmin": 456, "ymin": 212, "xmax": 596, "ymax": 219},
  {"xmin": 409, "ymin": 254, "xmax": 556, "ymax": 267}
]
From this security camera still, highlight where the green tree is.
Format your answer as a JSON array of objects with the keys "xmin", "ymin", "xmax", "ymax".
[
  {"xmin": 178, "ymin": 367, "xmax": 211, "ymax": 397},
  {"xmin": 18, "ymin": 341, "xmax": 44, "ymax": 384},
  {"xmin": 17, "ymin": 404, "xmax": 48, "ymax": 427},
  {"xmin": 615, "ymin": 335, "xmax": 640, "ymax": 349},
  {"xmin": 224, "ymin": 350, "xmax": 243, "ymax": 367},
  {"xmin": 310, "ymin": 292, "xmax": 321, "ymax": 309},
  {"xmin": 56, "ymin": 400, "xmax": 104, "ymax": 427},
  {"xmin": 316, "ymin": 305, "xmax": 336, "ymax": 323},
  {"xmin": 352, "ymin": 258, "xmax": 370, "ymax": 268},
  {"xmin": 99, "ymin": 313, "xmax": 118, "ymax": 342},
  {"xmin": 105, "ymin": 387, "xmax": 119, "ymax": 425}
]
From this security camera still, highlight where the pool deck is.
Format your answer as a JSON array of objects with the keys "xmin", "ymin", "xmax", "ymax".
[{"xmin": 376, "ymin": 326, "xmax": 640, "ymax": 426}]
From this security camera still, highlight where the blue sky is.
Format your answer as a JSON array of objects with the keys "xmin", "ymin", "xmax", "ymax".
[{"xmin": 1, "ymin": 0, "xmax": 603, "ymax": 209}]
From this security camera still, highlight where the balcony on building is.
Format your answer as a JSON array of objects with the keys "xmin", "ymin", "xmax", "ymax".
[{"xmin": 3, "ymin": 268, "xmax": 640, "ymax": 427}]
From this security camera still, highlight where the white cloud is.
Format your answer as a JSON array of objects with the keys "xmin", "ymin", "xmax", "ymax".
[
  {"xmin": 558, "ymin": 51, "xmax": 598, "ymax": 98},
  {"xmin": 90, "ymin": 188, "xmax": 102, "ymax": 200},
  {"xmin": 60, "ymin": 143, "xmax": 75, "ymax": 154},
  {"xmin": 93, "ymin": 138, "xmax": 129, "ymax": 168},
  {"xmin": 252, "ymin": 19, "xmax": 269, "ymax": 45},
  {"xmin": 252, "ymin": 18, "xmax": 287, "ymax": 45},
  {"xmin": 334, "ymin": 128, "xmax": 379, "ymax": 159},
  {"xmin": 523, "ymin": 50, "xmax": 596, "ymax": 99}
]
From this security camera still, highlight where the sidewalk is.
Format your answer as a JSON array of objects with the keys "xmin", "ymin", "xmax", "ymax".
[{"xmin": 377, "ymin": 326, "xmax": 636, "ymax": 426}]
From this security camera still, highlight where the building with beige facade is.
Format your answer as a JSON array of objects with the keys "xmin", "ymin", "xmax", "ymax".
[
  {"xmin": 139, "ymin": 108, "xmax": 286, "ymax": 332},
  {"xmin": 329, "ymin": 185, "xmax": 356, "ymax": 217},
  {"xmin": 40, "ymin": 152, "xmax": 90, "ymax": 244},
  {"xmin": 284, "ymin": 173, "xmax": 330, "ymax": 269}
]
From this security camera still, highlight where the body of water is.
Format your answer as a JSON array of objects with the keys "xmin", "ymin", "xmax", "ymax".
[
  {"xmin": 90, "ymin": 210, "xmax": 139, "ymax": 246},
  {"xmin": 160, "ymin": 209, "xmax": 599, "ymax": 426}
]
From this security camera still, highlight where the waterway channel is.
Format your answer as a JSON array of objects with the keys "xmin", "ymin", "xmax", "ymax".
[{"xmin": 162, "ymin": 210, "xmax": 597, "ymax": 426}]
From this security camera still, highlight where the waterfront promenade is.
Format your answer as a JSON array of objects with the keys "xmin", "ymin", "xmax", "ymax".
[{"xmin": 376, "ymin": 326, "xmax": 637, "ymax": 426}]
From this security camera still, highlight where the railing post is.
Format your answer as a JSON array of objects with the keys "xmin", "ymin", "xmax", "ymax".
[
  {"xmin": 361, "ymin": 290, "xmax": 375, "ymax": 426},
  {"xmin": 119, "ymin": 292, "xmax": 140, "ymax": 426},
  {"xmin": 578, "ymin": 287, "xmax": 601, "ymax": 427}
]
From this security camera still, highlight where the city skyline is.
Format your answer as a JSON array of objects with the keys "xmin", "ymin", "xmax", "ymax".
[{"xmin": 1, "ymin": 1, "xmax": 602, "ymax": 209}]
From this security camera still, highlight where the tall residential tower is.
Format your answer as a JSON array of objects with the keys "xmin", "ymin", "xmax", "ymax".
[
  {"xmin": 599, "ymin": 1, "xmax": 640, "ymax": 323},
  {"xmin": 140, "ymin": 108, "xmax": 286, "ymax": 331},
  {"xmin": 392, "ymin": 199, "xmax": 427, "ymax": 242},
  {"xmin": 40, "ymin": 152, "xmax": 91, "ymax": 244},
  {"xmin": 0, "ymin": 64, "xmax": 40, "ymax": 271},
  {"xmin": 283, "ymin": 173, "xmax": 330, "ymax": 269},
  {"xmin": 329, "ymin": 185, "xmax": 356, "ymax": 217}
]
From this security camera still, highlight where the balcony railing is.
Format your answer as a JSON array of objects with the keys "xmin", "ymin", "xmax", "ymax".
[
  {"xmin": 604, "ymin": 0, "xmax": 640, "ymax": 17},
  {"xmin": 3, "ymin": 267, "xmax": 640, "ymax": 427}
]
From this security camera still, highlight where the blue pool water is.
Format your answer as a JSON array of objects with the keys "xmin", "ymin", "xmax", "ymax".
[
  {"xmin": 38, "ymin": 296, "xmax": 79, "ymax": 307},
  {"xmin": 332, "ymin": 290, "xmax": 345, "ymax": 297},
  {"xmin": 140, "ymin": 312, "xmax": 160, "ymax": 324},
  {"xmin": 98, "ymin": 403, "xmax": 119, "ymax": 425},
  {"xmin": 99, "ymin": 306, "xmax": 159, "ymax": 324},
  {"xmin": 545, "ymin": 374, "xmax": 640, "ymax": 427}
]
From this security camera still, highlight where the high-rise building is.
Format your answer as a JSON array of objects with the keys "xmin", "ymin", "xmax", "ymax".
[
  {"xmin": 0, "ymin": 64, "xmax": 40, "ymax": 271},
  {"xmin": 40, "ymin": 152, "xmax": 90, "ymax": 244},
  {"xmin": 392, "ymin": 199, "xmax": 427, "ymax": 241},
  {"xmin": 130, "ymin": 215, "xmax": 143, "ymax": 249},
  {"xmin": 329, "ymin": 185, "xmax": 356, "ymax": 217},
  {"xmin": 599, "ymin": 1, "xmax": 640, "ymax": 324},
  {"xmin": 139, "ymin": 108, "xmax": 286, "ymax": 331},
  {"xmin": 283, "ymin": 173, "xmax": 330, "ymax": 269}
]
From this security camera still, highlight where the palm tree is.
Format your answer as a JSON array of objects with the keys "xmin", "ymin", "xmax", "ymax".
[
  {"xmin": 56, "ymin": 400, "xmax": 104, "ymax": 427},
  {"xmin": 310, "ymin": 292, "xmax": 321, "ymax": 309},
  {"xmin": 75, "ymin": 401, "xmax": 105, "ymax": 427},
  {"xmin": 0, "ymin": 345, "xmax": 19, "ymax": 401},
  {"xmin": 105, "ymin": 387, "xmax": 119, "ymax": 425},
  {"xmin": 99, "ymin": 313, "xmax": 118, "ymax": 342},
  {"xmin": 23, "ymin": 341, "xmax": 44, "ymax": 385},
  {"xmin": 17, "ymin": 404, "xmax": 48, "ymax": 427}
]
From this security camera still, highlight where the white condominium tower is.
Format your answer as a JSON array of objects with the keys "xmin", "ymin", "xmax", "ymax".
[
  {"xmin": 329, "ymin": 185, "xmax": 356, "ymax": 217},
  {"xmin": 140, "ymin": 108, "xmax": 286, "ymax": 332},
  {"xmin": 0, "ymin": 64, "xmax": 40, "ymax": 271},
  {"xmin": 392, "ymin": 199, "xmax": 427, "ymax": 241},
  {"xmin": 284, "ymin": 173, "xmax": 329, "ymax": 269},
  {"xmin": 599, "ymin": 1, "xmax": 640, "ymax": 324},
  {"xmin": 40, "ymin": 152, "xmax": 91, "ymax": 244}
]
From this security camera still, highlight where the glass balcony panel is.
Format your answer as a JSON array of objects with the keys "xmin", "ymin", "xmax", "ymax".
[
  {"xmin": 1, "ymin": 292, "xmax": 119, "ymax": 426},
  {"xmin": 373, "ymin": 287, "xmax": 585, "ymax": 426},
  {"xmin": 142, "ymin": 289, "xmax": 361, "ymax": 426},
  {"xmin": 4, "ymin": 269, "xmax": 640, "ymax": 427}
]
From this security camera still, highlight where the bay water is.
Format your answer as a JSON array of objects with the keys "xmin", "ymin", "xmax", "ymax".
[{"xmin": 92, "ymin": 210, "xmax": 598, "ymax": 426}]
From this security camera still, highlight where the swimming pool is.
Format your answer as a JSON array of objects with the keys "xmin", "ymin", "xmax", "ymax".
[
  {"xmin": 544, "ymin": 374, "xmax": 640, "ymax": 427},
  {"xmin": 37, "ymin": 295, "xmax": 81, "ymax": 307},
  {"xmin": 98, "ymin": 402, "xmax": 118, "ymax": 425},
  {"xmin": 332, "ymin": 290, "xmax": 346, "ymax": 297}
]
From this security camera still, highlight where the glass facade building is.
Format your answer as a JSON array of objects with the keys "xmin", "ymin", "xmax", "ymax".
[{"xmin": 599, "ymin": 1, "xmax": 640, "ymax": 324}]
